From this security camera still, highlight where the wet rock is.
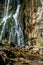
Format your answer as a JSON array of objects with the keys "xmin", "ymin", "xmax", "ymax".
[
  {"xmin": 10, "ymin": 42, "xmax": 16, "ymax": 47},
  {"xmin": 0, "ymin": 42, "xmax": 4, "ymax": 46},
  {"xmin": 3, "ymin": 50, "xmax": 16, "ymax": 58},
  {"xmin": 25, "ymin": 46, "xmax": 29, "ymax": 49}
]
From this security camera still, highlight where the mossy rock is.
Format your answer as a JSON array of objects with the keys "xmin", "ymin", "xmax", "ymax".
[
  {"xmin": 7, "ymin": 17, "xmax": 14, "ymax": 22},
  {"xmin": 2, "ymin": 39, "xmax": 8, "ymax": 45}
]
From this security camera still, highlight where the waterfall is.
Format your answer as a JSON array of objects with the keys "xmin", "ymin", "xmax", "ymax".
[
  {"xmin": 0, "ymin": 0, "xmax": 24, "ymax": 46},
  {"xmin": 12, "ymin": 0, "xmax": 24, "ymax": 46},
  {"xmin": 0, "ymin": 0, "xmax": 11, "ymax": 40}
]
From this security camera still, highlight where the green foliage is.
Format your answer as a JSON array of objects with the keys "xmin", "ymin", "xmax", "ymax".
[
  {"xmin": 2, "ymin": 39, "xmax": 8, "ymax": 45},
  {"xmin": 40, "ymin": 42, "xmax": 43, "ymax": 46},
  {"xmin": 0, "ymin": 19, "xmax": 2, "ymax": 32},
  {"xmin": 0, "ymin": 24, "xmax": 2, "ymax": 31},
  {"xmin": 7, "ymin": 17, "xmax": 14, "ymax": 23},
  {"xmin": 6, "ymin": 17, "xmax": 15, "ymax": 30},
  {"xmin": 0, "ymin": 18, "xmax": 2, "ymax": 23}
]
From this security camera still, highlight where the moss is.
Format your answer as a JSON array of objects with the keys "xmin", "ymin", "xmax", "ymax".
[
  {"xmin": 0, "ymin": 9, "xmax": 4, "ymax": 13},
  {"xmin": 6, "ymin": 17, "xmax": 14, "ymax": 30},
  {"xmin": 0, "ymin": 24, "xmax": 2, "ymax": 31},
  {"xmin": 40, "ymin": 42, "xmax": 43, "ymax": 46},
  {"xmin": 7, "ymin": 17, "xmax": 14, "ymax": 22},
  {"xmin": 0, "ymin": 9, "xmax": 4, "ymax": 17},
  {"xmin": 0, "ymin": 18, "xmax": 2, "ymax": 23},
  {"xmin": 0, "ymin": 18, "xmax": 3, "ymax": 31},
  {"xmin": 2, "ymin": 39, "xmax": 8, "ymax": 45}
]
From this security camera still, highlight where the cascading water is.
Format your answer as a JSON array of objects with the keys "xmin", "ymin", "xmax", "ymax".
[
  {"xmin": 13, "ymin": 0, "xmax": 24, "ymax": 46},
  {"xmin": 0, "ymin": 0, "xmax": 24, "ymax": 46},
  {"xmin": 0, "ymin": 0, "xmax": 12, "ymax": 41}
]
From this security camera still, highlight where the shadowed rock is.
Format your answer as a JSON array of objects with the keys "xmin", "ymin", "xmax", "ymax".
[
  {"xmin": 0, "ymin": 55, "xmax": 6, "ymax": 65},
  {"xmin": 0, "ymin": 42, "xmax": 4, "ymax": 46}
]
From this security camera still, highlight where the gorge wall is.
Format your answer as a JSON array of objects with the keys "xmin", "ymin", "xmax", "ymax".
[
  {"xmin": 19, "ymin": 0, "xmax": 43, "ymax": 46},
  {"xmin": 0, "ymin": 0, "xmax": 43, "ymax": 46}
]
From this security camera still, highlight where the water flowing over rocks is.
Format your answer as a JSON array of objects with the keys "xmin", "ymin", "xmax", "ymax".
[
  {"xmin": 0, "ymin": 0, "xmax": 43, "ymax": 65},
  {"xmin": 0, "ymin": 0, "xmax": 24, "ymax": 46}
]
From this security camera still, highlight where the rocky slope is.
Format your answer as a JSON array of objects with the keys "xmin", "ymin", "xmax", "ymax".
[{"xmin": 0, "ymin": 45, "xmax": 43, "ymax": 65}]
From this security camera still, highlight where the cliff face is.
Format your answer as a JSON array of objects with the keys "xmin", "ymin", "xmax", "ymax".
[
  {"xmin": 19, "ymin": 0, "xmax": 43, "ymax": 45},
  {"xmin": 0, "ymin": 0, "xmax": 43, "ymax": 46}
]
